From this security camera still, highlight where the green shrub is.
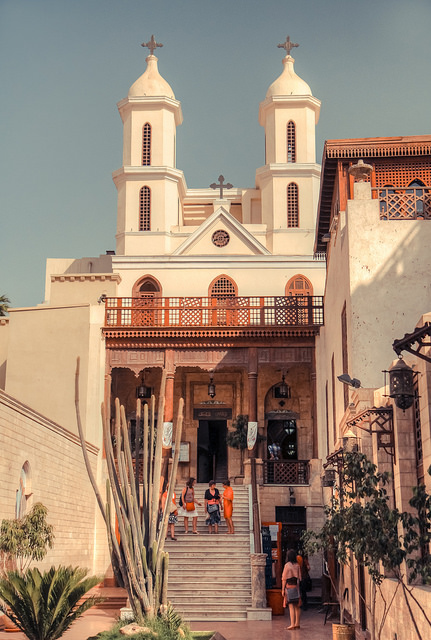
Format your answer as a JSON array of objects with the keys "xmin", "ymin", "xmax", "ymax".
[
  {"xmin": 89, "ymin": 614, "xmax": 197, "ymax": 640},
  {"xmin": 0, "ymin": 565, "xmax": 101, "ymax": 640}
]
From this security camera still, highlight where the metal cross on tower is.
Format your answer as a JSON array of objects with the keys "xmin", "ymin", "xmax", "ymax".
[
  {"xmin": 141, "ymin": 35, "xmax": 163, "ymax": 55},
  {"xmin": 210, "ymin": 175, "xmax": 233, "ymax": 199},
  {"xmin": 277, "ymin": 35, "xmax": 299, "ymax": 56}
]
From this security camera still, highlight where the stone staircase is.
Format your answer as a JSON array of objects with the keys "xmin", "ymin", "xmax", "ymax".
[{"xmin": 165, "ymin": 484, "xmax": 252, "ymax": 621}]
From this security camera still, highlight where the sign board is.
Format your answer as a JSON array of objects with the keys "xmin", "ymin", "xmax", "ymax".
[
  {"xmin": 171, "ymin": 441, "xmax": 190, "ymax": 463},
  {"xmin": 193, "ymin": 408, "xmax": 232, "ymax": 420}
]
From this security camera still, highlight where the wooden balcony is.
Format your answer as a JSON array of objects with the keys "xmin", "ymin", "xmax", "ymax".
[
  {"xmin": 263, "ymin": 459, "xmax": 309, "ymax": 485},
  {"xmin": 373, "ymin": 186, "xmax": 431, "ymax": 220},
  {"xmin": 104, "ymin": 296, "xmax": 324, "ymax": 329}
]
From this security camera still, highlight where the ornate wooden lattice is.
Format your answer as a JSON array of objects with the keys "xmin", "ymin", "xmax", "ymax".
[
  {"xmin": 287, "ymin": 183, "xmax": 299, "ymax": 227},
  {"xmin": 374, "ymin": 160, "xmax": 431, "ymax": 188},
  {"xmin": 263, "ymin": 460, "xmax": 309, "ymax": 485},
  {"xmin": 142, "ymin": 123, "xmax": 151, "ymax": 166},
  {"xmin": 377, "ymin": 187, "xmax": 431, "ymax": 220},
  {"xmin": 139, "ymin": 186, "xmax": 151, "ymax": 231},
  {"xmin": 287, "ymin": 121, "xmax": 296, "ymax": 163},
  {"xmin": 104, "ymin": 295, "xmax": 324, "ymax": 328}
]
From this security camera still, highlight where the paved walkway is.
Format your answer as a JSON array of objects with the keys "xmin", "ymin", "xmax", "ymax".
[{"xmin": 0, "ymin": 606, "xmax": 334, "ymax": 640}]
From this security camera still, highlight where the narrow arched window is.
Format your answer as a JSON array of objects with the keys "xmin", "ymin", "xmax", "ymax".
[
  {"xmin": 139, "ymin": 186, "xmax": 151, "ymax": 231},
  {"xmin": 209, "ymin": 275, "xmax": 237, "ymax": 300},
  {"xmin": 287, "ymin": 121, "xmax": 296, "ymax": 163},
  {"xmin": 287, "ymin": 183, "xmax": 299, "ymax": 227},
  {"xmin": 286, "ymin": 275, "xmax": 313, "ymax": 296},
  {"xmin": 142, "ymin": 123, "xmax": 151, "ymax": 166}
]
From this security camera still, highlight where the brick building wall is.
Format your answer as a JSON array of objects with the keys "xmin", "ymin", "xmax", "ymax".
[{"xmin": 0, "ymin": 390, "xmax": 107, "ymax": 574}]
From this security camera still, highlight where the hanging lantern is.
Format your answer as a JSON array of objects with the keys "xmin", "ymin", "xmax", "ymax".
[
  {"xmin": 322, "ymin": 469, "xmax": 336, "ymax": 487},
  {"xmin": 275, "ymin": 373, "xmax": 291, "ymax": 399},
  {"xmin": 136, "ymin": 372, "xmax": 151, "ymax": 399},
  {"xmin": 208, "ymin": 374, "xmax": 216, "ymax": 398},
  {"xmin": 388, "ymin": 358, "xmax": 415, "ymax": 411}
]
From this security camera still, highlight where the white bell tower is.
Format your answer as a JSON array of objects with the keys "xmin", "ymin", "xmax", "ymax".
[
  {"xmin": 113, "ymin": 37, "xmax": 185, "ymax": 256},
  {"xmin": 256, "ymin": 37, "xmax": 321, "ymax": 255}
]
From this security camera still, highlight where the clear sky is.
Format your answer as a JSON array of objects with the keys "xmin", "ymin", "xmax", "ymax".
[{"xmin": 1, "ymin": 0, "xmax": 430, "ymax": 308}]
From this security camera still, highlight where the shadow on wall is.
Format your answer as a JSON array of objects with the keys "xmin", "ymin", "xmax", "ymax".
[{"xmin": 348, "ymin": 221, "xmax": 431, "ymax": 387}]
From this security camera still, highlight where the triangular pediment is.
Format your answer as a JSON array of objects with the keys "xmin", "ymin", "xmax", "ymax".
[{"xmin": 172, "ymin": 207, "xmax": 270, "ymax": 256}]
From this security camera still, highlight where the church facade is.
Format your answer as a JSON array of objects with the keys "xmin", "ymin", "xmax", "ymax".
[{"xmin": 0, "ymin": 39, "xmax": 327, "ymax": 573}]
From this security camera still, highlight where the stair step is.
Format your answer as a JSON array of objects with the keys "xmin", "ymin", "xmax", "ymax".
[{"xmin": 169, "ymin": 485, "xmax": 252, "ymax": 620}]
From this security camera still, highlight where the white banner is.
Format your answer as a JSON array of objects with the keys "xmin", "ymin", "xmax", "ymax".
[
  {"xmin": 162, "ymin": 421, "xmax": 173, "ymax": 448},
  {"xmin": 247, "ymin": 421, "xmax": 258, "ymax": 450}
]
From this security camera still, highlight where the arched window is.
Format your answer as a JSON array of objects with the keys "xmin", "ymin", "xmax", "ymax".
[
  {"xmin": 287, "ymin": 121, "xmax": 296, "ymax": 163},
  {"xmin": 139, "ymin": 186, "xmax": 151, "ymax": 231},
  {"xmin": 132, "ymin": 275, "xmax": 161, "ymax": 299},
  {"xmin": 287, "ymin": 183, "xmax": 299, "ymax": 227},
  {"xmin": 16, "ymin": 462, "xmax": 32, "ymax": 519},
  {"xmin": 286, "ymin": 275, "xmax": 313, "ymax": 297},
  {"xmin": 209, "ymin": 275, "xmax": 237, "ymax": 299},
  {"xmin": 142, "ymin": 123, "xmax": 151, "ymax": 166}
]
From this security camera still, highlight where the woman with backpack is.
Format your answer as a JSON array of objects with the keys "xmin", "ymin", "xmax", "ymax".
[{"xmin": 179, "ymin": 477, "xmax": 201, "ymax": 534}]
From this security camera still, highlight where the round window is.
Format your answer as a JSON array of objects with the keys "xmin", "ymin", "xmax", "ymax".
[{"xmin": 212, "ymin": 230, "xmax": 230, "ymax": 247}]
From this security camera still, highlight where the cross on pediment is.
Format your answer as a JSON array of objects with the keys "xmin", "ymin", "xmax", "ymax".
[
  {"xmin": 141, "ymin": 35, "xmax": 163, "ymax": 56},
  {"xmin": 277, "ymin": 36, "xmax": 299, "ymax": 56},
  {"xmin": 210, "ymin": 175, "xmax": 233, "ymax": 199}
]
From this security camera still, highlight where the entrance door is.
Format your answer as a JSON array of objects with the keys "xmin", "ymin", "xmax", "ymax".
[{"xmin": 197, "ymin": 420, "xmax": 228, "ymax": 483}]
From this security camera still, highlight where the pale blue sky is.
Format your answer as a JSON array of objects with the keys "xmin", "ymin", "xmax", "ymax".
[{"xmin": 1, "ymin": 0, "xmax": 430, "ymax": 308}]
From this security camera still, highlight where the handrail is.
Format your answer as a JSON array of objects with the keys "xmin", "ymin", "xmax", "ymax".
[
  {"xmin": 372, "ymin": 186, "xmax": 431, "ymax": 220},
  {"xmin": 104, "ymin": 295, "xmax": 324, "ymax": 328},
  {"xmin": 263, "ymin": 459, "xmax": 309, "ymax": 485}
]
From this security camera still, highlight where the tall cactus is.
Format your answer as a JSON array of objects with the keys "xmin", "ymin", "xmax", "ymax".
[{"xmin": 75, "ymin": 359, "xmax": 184, "ymax": 621}]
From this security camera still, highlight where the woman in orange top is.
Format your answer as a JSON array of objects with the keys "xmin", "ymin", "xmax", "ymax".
[{"xmin": 222, "ymin": 480, "xmax": 234, "ymax": 534}]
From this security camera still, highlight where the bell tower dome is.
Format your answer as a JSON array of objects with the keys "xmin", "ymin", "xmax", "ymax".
[
  {"xmin": 256, "ymin": 37, "xmax": 321, "ymax": 255},
  {"xmin": 113, "ymin": 36, "xmax": 185, "ymax": 256}
]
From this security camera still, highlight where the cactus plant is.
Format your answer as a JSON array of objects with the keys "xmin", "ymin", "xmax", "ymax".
[{"xmin": 75, "ymin": 359, "xmax": 184, "ymax": 621}]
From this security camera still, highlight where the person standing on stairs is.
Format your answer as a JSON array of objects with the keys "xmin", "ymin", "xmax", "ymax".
[
  {"xmin": 204, "ymin": 480, "xmax": 221, "ymax": 534},
  {"xmin": 222, "ymin": 479, "xmax": 235, "ymax": 534},
  {"xmin": 179, "ymin": 477, "xmax": 201, "ymax": 534},
  {"xmin": 161, "ymin": 483, "xmax": 178, "ymax": 541}
]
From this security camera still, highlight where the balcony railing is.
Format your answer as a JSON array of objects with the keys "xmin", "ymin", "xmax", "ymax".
[
  {"xmin": 374, "ymin": 186, "xmax": 431, "ymax": 220},
  {"xmin": 263, "ymin": 459, "xmax": 309, "ymax": 485},
  {"xmin": 104, "ymin": 296, "xmax": 324, "ymax": 329}
]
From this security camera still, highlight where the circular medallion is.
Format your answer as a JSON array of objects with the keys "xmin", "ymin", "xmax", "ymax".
[{"xmin": 212, "ymin": 229, "xmax": 230, "ymax": 247}]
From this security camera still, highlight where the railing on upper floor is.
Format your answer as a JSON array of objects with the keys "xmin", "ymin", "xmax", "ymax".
[
  {"xmin": 104, "ymin": 295, "xmax": 324, "ymax": 329},
  {"xmin": 373, "ymin": 186, "xmax": 431, "ymax": 220},
  {"xmin": 263, "ymin": 459, "xmax": 309, "ymax": 485}
]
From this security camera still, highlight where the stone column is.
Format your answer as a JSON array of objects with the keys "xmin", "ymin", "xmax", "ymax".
[
  {"xmin": 161, "ymin": 349, "xmax": 175, "ymax": 486},
  {"xmin": 247, "ymin": 553, "xmax": 272, "ymax": 620},
  {"xmin": 248, "ymin": 347, "xmax": 258, "ymax": 456}
]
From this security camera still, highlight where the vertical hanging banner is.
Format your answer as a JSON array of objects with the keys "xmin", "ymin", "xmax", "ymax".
[
  {"xmin": 162, "ymin": 421, "xmax": 173, "ymax": 448},
  {"xmin": 247, "ymin": 421, "xmax": 258, "ymax": 450}
]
